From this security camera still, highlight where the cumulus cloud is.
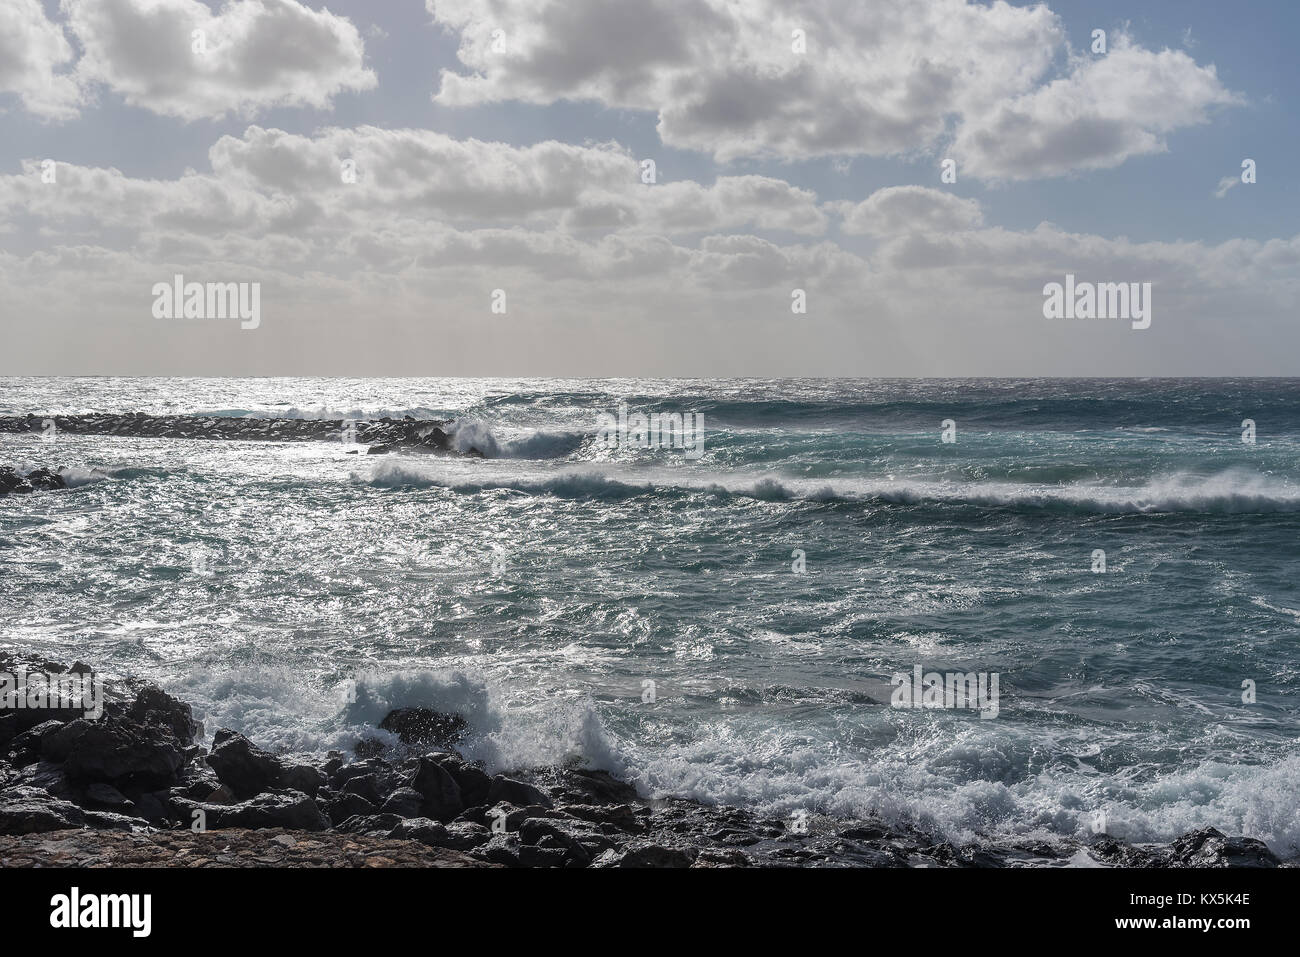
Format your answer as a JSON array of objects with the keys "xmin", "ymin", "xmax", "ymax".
[
  {"xmin": 2, "ymin": 122, "xmax": 1297, "ymax": 376},
  {"xmin": 428, "ymin": 0, "xmax": 1239, "ymax": 179},
  {"xmin": 204, "ymin": 125, "xmax": 827, "ymax": 234},
  {"xmin": 952, "ymin": 36, "xmax": 1241, "ymax": 180},
  {"xmin": 56, "ymin": 0, "xmax": 376, "ymax": 120},
  {"xmin": 831, "ymin": 186, "xmax": 983, "ymax": 236},
  {"xmin": 0, "ymin": 0, "xmax": 82, "ymax": 119}
]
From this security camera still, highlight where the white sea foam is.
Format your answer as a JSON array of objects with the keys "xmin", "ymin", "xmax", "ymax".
[{"xmin": 361, "ymin": 461, "xmax": 1300, "ymax": 514}]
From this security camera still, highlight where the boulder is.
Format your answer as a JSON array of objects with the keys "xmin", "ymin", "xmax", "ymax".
[
  {"xmin": 378, "ymin": 708, "xmax": 468, "ymax": 749},
  {"xmin": 41, "ymin": 718, "xmax": 184, "ymax": 789},
  {"xmin": 590, "ymin": 841, "xmax": 696, "ymax": 868},
  {"xmin": 324, "ymin": 792, "xmax": 378, "ymax": 827},
  {"xmin": 379, "ymin": 787, "xmax": 425, "ymax": 819},
  {"xmin": 0, "ymin": 786, "xmax": 87, "ymax": 834},
  {"xmin": 487, "ymin": 775, "xmax": 551, "ymax": 809},
  {"xmin": 173, "ymin": 792, "xmax": 329, "ymax": 831},
  {"xmin": 387, "ymin": 817, "xmax": 451, "ymax": 847},
  {"xmin": 407, "ymin": 756, "xmax": 464, "ymax": 822},
  {"xmin": 126, "ymin": 685, "xmax": 201, "ymax": 746},
  {"xmin": 205, "ymin": 729, "xmax": 283, "ymax": 797}
]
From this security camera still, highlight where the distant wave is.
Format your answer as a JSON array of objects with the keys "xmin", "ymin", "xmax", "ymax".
[
  {"xmin": 362, "ymin": 463, "xmax": 1300, "ymax": 514},
  {"xmin": 446, "ymin": 418, "xmax": 586, "ymax": 459}
]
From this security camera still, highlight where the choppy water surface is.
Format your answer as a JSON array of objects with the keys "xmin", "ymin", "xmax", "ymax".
[{"xmin": 2, "ymin": 377, "xmax": 1298, "ymax": 856}]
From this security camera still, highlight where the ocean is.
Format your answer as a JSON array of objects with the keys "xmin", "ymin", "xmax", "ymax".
[{"xmin": 2, "ymin": 376, "xmax": 1298, "ymax": 859}]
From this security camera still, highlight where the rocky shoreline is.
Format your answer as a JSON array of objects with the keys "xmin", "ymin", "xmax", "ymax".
[
  {"xmin": 0, "ymin": 413, "xmax": 463, "ymax": 456},
  {"xmin": 0, "ymin": 652, "xmax": 1290, "ymax": 868},
  {"xmin": 0, "ymin": 466, "xmax": 66, "ymax": 497}
]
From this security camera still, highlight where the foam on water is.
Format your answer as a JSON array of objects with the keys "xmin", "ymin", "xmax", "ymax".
[{"xmin": 5, "ymin": 376, "xmax": 1300, "ymax": 859}]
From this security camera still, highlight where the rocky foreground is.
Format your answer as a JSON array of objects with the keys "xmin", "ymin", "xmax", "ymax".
[
  {"xmin": 0, "ymin": 413, "xmax": 465, "ymax": 456},
  {"xmin": 0, "ymin": 652, "xmax": 1289, "ymax": 868}
]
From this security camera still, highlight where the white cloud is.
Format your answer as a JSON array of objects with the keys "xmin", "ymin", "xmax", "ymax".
[
  {"xmin": 0, "ymin": 0, "xmax": 81, "ymax": 119},
  {"xmin": 1215, "ymin": 175, "xmax": 1239, "ymax": 200},
  {"xmin": 952, "ymin": 37, "xmax": 1241, "ymax": 180},
  {"xmin": 428, "ymin": 0, "xmax": 1239, "ymax": 179},
  {"xmin": 2, "ymin": 125, "xmax": 1297, "ymax": 375},
  {"xmin": 62, "ymin": 0, "xmax": 376, "ymax": 120},
  {"xmin": 831, "ymin": 186, "xmax": 983, "ymax": 236}
]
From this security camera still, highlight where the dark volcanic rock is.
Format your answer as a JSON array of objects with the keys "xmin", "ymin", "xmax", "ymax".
[
  {"xmin": 0, "ymin": 414, "xmax": 459, "ymax": 457},
  {"xmin": 437, "ymin": 756, "xmax": 492, "ymax": 807},
  {"xmin": 0, "ymin": 827, "xmax": 495, "ymax": 868},
  {"xmin": 407, "ymin": 756, "xmax": 464, "ymax": 821},
  {"xmin": 487, "ymin": 775, "xmax": 552, "ymax": 809},
  {"xmin": 41, "ymin": 718, "xmax": 184, "ymax": 790},
  {"xmin": 0, "ymin": 786, "xmax": 87, "ymax": 834},
  {"xmin": 0, "ymin": 465, "xmax": 67, "ymax": 496},
  {"xmin": 1089, "ymin": 827, "xmax": 1281, "ymax": 868},
  {"xmin": 280, "ymin": 763, "xmax": 326, "ymax": 796},
  {"xmin": 335, "ymin": 813, "xmax": 405, "ymax": 836},
  {"xmin": 387, "ymin": 817, "xmax": 451, "ymax": 847},
  {"xmin": 1172, "ymin": 829, "xmax": 1278, "ymax": 867},
  {"xmin": 173, "ymin": 792, "xmax": 330, "ymax": 832},
  {"xmin": 126, "ymin": 685, "xmax": 200, "ymax": 746},
  {"xmin": 440, "ymin": 821, "xmax": 492, "ymax": 852},
  {"xmin": 591, "ymin": 841, "xmax": 696, "ymax": 868},
  {"xmin": 205, "ymin": 729, "xmax": 283, "ymax": 798},
  {"xmin": 379, "ymin": 787, "xmax": 425, "ymax": 819},
  {"xmin": 378, "ymin": 708, "xmax": 468, "ymax": 749},
  {"xmin": 324, "ymin": 792, "xmax": 378, "ymax": 827}
]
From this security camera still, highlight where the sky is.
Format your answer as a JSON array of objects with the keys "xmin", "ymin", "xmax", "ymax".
[{"xmin": 1, "ymin": 0, "xmax": 1297, "ymax": 377}]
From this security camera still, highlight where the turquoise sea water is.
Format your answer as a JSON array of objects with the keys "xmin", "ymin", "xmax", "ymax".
[{"xmin": 2, "ymin": 377, "xmax": 1298, "ymax": 855}]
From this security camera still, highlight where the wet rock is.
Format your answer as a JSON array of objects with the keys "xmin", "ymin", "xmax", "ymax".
[
  {"xmin": 591, "ymin": 841, "xmax": 696, "ymax": 868},
  {"xmin": 1167, "ymin": 828, "xmax": 1280, "ymax": 868},
  {"xmin": 407, "ymin": 756, "xmax": 464, "ymax": 821},
  {"xmin": 378, "ymin": 708, "xmax": 468, "ymax": 749},
  {"xmin": 0, "ymin": 827, "xmax": 496, "ymax": 867},
  {"xmin": 562, "ymin": 803, "xmax": 649, "ymax": 834},
  {"xmin": 691, "ymin": 848, "xmax": 752, "ymax": 868},
  {"xmin": 82, "ymin": 782, "xmax": 132, "ymax": 810},
  {"xmin": 519, "ymin": 817, "xmax": 618, "ymax": 864},
  {"xmin": 0, "ymin": 465, "xmax": 67, "ymax": 496},
  {"xmin": 0, "ymin": 786, "xmax": 86, "ymax": 834},
  {"xmin": 205, "ymin": 729, "xmax": 283, "ymax": 798},
  {"xmin": 8, "ymin": 719, "xmax": 66, "ymax": 757},
  {"xmin": 474, "ymin": 833, "xmax": 522, "ymax": 866},
  {"xmin": 325, "ymin": 792, "xmax": 378, "ymax": 827},
  {"xmin": 126, "ymin": 685, "xmax": 200, "ymax": 746},
  {"xmin": 517, "ymin": 845, "xmax": 569, "ymax": 868},
  {"xmin": 340, "ymin": 773, "xmax": 388, "ymax": 806},
  {"xmin": 335, "ymin": 813, "xmax": 405, "ymax": 836},
  {"xmin": 440, "ymin": 821, "xmax": 493, "ymax": 852},
  {"xmin": 438, "ymin": 757, "xmax": 492, "ymax": 807},
  {"xmin": 387, "ymin": 817, "xmax": 450, "ymax": 847},
  {"xmin": 280, "ymin": 763, "xmax": 326, "ymax": 797},
  {"xmin": 487, "ymin": 775, "xmax": 551, "ymax": 809},
  {"xmin": 175, "ymin": 792, "xmax": 330, "ymax": 832},
  {"xmin": 379, "ymin": 787, "xmax": 425, "ymax": 819},
  {"xmin": 542, "ymin": 767, "xmax": 640, "ymax": 805},
  {"xmin": 42, "ymin": 717, "xmax": 184, "ymax": 790}
]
